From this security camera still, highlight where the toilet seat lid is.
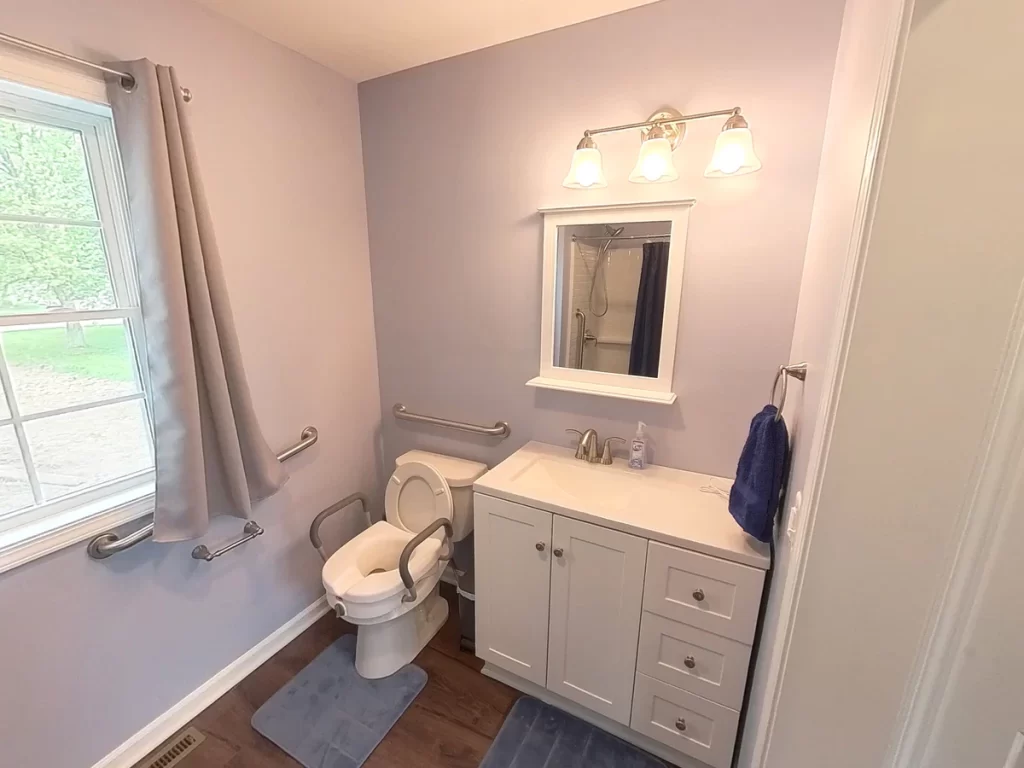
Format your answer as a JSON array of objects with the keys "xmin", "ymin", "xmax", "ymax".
[{"xmin": 385, "ymin": 461, "xmax": 453, "ymax": 535}]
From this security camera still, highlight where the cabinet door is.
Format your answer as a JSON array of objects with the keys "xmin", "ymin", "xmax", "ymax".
[
  {"xmin": 546, "ymin": 515, "xmax": 647, "ymax": 725},
  {"xmin": 474, "ymin": 493, "xmax": 553, "ymax": 686}
]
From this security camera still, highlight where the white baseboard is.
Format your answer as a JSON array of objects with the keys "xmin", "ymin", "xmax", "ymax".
[
  {"xmin": 92, "ymin": 596, "xmax": 331, "ymax": 768},
  {"xmin": 482, "ymin": 663, "xmax": 704, "ymax": 768}
]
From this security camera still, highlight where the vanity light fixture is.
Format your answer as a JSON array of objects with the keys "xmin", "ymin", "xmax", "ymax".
[
  {"xmin": 562, "ymin": 135, "xmax": 608, "ymax": 189},
  {"xmin": 562, "ymin": 106, "xmax": 762, "ymax": 188},
  {"xmin": 705, "ymin": 113, "xmax": 762, "ymax": 177}
]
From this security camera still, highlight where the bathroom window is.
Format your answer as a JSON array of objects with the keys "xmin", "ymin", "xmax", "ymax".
[{"xmin": 0, "ymin": 68, "xmax": 154, "ymax": 569}]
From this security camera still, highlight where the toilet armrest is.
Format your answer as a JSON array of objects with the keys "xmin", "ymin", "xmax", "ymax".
[
  {"xmin": 309, "ymin": 492, "xmax": 372, "ymax": 562},
  {"xmin": 399, "ymin": 518, "xmax": 454, "ymax": 604}
]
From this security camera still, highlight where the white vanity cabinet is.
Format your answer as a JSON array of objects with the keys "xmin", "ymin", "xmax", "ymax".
[
  {"xmin": 547, "ymin": 515, "xmax": 647, "ymax": 724},
  {"xmin": 473, "ymin": 442, "xmax": 772, "ymax": 768},
  {"xmin": 474, "ymin": 494, "xmax": 552, "ymax": 686}
]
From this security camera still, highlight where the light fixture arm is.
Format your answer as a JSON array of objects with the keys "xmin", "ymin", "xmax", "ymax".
[{"xmin": 584, "ymin": 106, "xmax": 742, "ymax": 138}]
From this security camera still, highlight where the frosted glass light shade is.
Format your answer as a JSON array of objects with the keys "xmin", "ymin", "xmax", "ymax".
[
  {"xmin": 562, "ymin": 146, "xmax": 607, "ymax": 189},
  {"xmin": 629, "ymin": 137, "xmax": 679, "ymax": 183},
  {"xmin": 705, "ymin": 126, "xmax": 762, "ymax": 177}
]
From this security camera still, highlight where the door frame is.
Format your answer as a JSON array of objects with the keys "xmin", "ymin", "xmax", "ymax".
[
  {"xmin": 885, "ymin": 290, "xmax": 1024, "ymax": 766},
  {"xmin": 744, "ymin": 0, "xmax": 915, "ymax": 764}
]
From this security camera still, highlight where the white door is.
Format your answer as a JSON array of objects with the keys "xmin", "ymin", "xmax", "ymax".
[
  {"xmin": 546, "ymin": 515, "xmax": 647, "ymax": 724},
  {"xmin": 473, "ymin": 493, "xmax": 552, "ymax": 686}
]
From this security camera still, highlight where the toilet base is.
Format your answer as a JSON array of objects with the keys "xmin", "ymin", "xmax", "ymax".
[{"xmin": 354, "ymin": 585, "xmax": 449, "ymax": 679}]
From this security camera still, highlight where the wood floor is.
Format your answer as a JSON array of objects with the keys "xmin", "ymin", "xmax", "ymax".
[{"xmin": 134, "ymin": 585, "xmax": 520, "ymax": 768}]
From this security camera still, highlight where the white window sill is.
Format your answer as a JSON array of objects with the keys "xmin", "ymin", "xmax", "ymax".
[{"xmin": 0, "ymin": 483, "xmax": 155, "ymax": 575}]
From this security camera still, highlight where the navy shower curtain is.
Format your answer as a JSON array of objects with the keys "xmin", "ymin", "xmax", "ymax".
[{"xmin": 628, "ymin": 241, "xmax": 669, "ymax": 377}]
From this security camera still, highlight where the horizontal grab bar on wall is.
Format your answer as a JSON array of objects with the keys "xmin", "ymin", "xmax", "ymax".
[
  {"xmin": 392, "ymin": 403, "xmax": 511, "ymax": 439},
  {"xmin": 191, "ymin": 520, "xmax": 264, "ymax": 561},
  {"xmin": 86, "ymin": 426, "xmax": 319, "ymax": 560}
]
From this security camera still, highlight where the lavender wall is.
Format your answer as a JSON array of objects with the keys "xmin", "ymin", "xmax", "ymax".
[
  {"xmin": 0, "ymin": 2, "xmax": 379, "ymax": 767},
  {"xmin": 359, "ymin": 0, "xmax": 846, "ymax": 478}
]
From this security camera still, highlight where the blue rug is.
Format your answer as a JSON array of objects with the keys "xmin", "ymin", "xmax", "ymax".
[
  {"xmin": 481, "ymin": 697, "xmax": 666, "ymax": 768},
  {"xmin": 251, "ymin": 634, "xmax": 426, "ymax": 768}
]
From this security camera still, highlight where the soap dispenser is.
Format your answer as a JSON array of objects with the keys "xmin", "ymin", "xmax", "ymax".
[{"xmin": 629, "ymin": 422, "xmax": 648, "ymax": 469}]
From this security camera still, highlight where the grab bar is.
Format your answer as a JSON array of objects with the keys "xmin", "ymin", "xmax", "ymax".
[
  {"xmin": 86, "ymin": 426, "xmax": 319, "ymax": 560},
  {"xmin": 309, "ymin": 492, "xmax": 371, "ymax": 562},
  {"xmin": 574, "ymin": 308, "xmax": 587, "ymax": 369},
  {"xmin": 191, "ymin": 520, "xmax": 263, "ymax": 561},
  {"xmin": 393, "ymin": 403, "xmax": 510, "ymax": 439},
  {"xmin": 399, "ymin": 518, "xmax": 453, "ymax": 604}
]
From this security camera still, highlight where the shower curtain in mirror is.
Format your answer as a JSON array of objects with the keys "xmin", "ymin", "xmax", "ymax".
[
  {"xmin": 628, "ymin": 241, "xmax": 669, "ymax": 378},
  {"xmin": 108, "ymin": 60, "xmax": 287, "ymax": 542}
]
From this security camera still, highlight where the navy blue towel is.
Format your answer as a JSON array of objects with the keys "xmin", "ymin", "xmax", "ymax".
[{"xmin": 728, "ymin": 405, "xmax": 790, "ymax": 543}]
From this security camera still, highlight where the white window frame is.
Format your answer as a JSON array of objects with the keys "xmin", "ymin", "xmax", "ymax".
[{"xmin": 0, "ymin": 58, "xmax": 155, "ymax": 573}]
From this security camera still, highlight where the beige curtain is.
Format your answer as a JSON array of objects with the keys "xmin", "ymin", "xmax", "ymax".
[{"xmin": 108, "ymin": 60, "xmax": 287, "ymax": 542}]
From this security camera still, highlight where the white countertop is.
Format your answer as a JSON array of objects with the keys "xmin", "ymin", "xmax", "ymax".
[{"xmin": 474, "ymin": 441, "xmax": 771, "ymax": 570}]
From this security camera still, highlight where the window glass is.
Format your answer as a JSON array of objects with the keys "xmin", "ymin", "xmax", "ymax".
[
  {"xmin": 0, "ymin": 221, "xmax": 115, "ymax": 315},
  {"xmin": 0, "ymin": 117, "xmax": 98, "ymax": 219},
  {"xmin": 25, "ymin": 399, "xmax": 152, "ymax": 502},
  {"xmin": 0, "ymin": 425, "xmax": 33, "ymax": 517},
  {"xmin": 1, "ymin": 320, "xmax": 142, "ymax": 415},
  {"xmin": 0, "ymin": 81, "xmax": 153, "ymax": 539}
]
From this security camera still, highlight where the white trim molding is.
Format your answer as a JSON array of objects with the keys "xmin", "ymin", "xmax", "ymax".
[
  {"xmin": 746, "ymin": 0, "xmax": 916, "ymax": 765},
  {"xmin": 91, "ymin": 596, "xmax": 331, "ymax": 768},
  {"xmin": 0, "ymin": 484, "xmax": 154, "ymax": 575},
  {"xmin": 888, "ymin": 284, "xmax": 1024, "ymax": 767}
]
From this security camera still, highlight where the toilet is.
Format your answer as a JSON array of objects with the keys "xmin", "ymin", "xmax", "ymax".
[{"xmin": 322, "ymin": 450, "xmax": 487, "ymax": 679}]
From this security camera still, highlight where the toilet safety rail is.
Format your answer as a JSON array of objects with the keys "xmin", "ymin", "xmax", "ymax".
[
  {"xmin": 309, "ymin": 492, "xmax": 372, "ymax": 562},
  {"xmin": 393, "ymin": 403, "xmax": 511, "ymax": 439},
  {"xmin": 86, "ymin": 426, "xmax": 319, "ymax": 560},
  {"xmin": 399, "ymin": 518, "xmax": 453, "ymax": 604}
]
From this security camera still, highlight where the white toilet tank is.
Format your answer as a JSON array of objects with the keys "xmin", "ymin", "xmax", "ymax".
[{"xmin": 395, "ymin": 450, "xmax": 487, "ymax": 542}]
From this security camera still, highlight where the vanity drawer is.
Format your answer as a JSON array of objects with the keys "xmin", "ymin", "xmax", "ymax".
[
  {"xmin": 637, "ymin": 611, "xmax": 752, "ymax": 709},
  {"xmin": 630, "ymin": 673, "xmax": 740, "ymax": 768},
  {"xmin": 643, "ymin": 542, "xmax": 764, "ymax": 643}
]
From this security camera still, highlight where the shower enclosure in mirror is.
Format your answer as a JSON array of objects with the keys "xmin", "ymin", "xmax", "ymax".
[{"xmin": 529, "ymin": 200, "xmax": 693, "ymax": 404}]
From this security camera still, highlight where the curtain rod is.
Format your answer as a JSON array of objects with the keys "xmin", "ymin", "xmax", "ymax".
[{"xmin": 0, "ymin": 31, "xmax": 192, "ymax": 102}]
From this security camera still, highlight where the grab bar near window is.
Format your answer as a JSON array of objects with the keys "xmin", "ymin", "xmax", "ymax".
[{"xmin": 86, "ymin": 426, "xmax": 318, "ymax": 560}]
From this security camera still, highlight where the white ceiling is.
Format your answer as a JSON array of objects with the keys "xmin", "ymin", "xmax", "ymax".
[{"xmin": 194, "ymin": 0, "xmax": 662, "ymax": 82}]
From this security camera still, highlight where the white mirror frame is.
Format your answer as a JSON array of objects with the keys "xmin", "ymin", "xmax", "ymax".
[{"xmin": 528, "ymin": 199, "xmax": 694, "ymax": 405}]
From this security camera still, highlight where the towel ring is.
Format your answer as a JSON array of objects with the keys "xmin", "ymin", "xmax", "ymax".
[{"xmin": 770, "ymin": 363, "xmax": 808, "ymax": 422}]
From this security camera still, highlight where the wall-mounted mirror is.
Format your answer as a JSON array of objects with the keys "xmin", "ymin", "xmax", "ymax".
[{"xmin": 529, "ymin": 200, "xmax": 693, "ymax": 404}]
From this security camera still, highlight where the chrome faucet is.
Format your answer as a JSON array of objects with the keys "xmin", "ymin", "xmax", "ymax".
[{"xmin": 566, "ymin": 429, "xmax": 624, "ymax": 464}]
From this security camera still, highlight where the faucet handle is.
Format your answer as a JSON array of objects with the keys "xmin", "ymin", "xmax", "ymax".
[
  {"xmin": 600, "ymin": 437, "xmax": 626, "ymax": 465},
  {"xmin": 565, "ymin": 429, "xmax": 587, "ymax": 460}
]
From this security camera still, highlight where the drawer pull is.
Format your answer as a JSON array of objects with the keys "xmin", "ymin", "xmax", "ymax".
[
  {"xmin": 684, "ymin": 655, "xmax": 696, "ymax": 669},
  {"xmin": 553, "ymin": 547, "xmax": 564, "ymax": 558},
  {"xmin": 675, "ymin": 717, "xmax": 687, "ymax": 732},
  {"xmin": 693, "ymin": 588, "xmax": 706, "ymax": 602},
  {"xmin": 536, "ymin": 541, "xmax": 546, "ymax": 552}
]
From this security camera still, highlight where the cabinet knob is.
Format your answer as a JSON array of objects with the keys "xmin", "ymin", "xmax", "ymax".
[
  {"xmin": 684, "ymin": 655, "xmax": 696, "ymax": 669},
  {"xmin": 553, "ymin": 547, "xmax": 564, "ymax": 558},
  {"xmin": 536, "ymin": 542, "xmax": 546, "ymax": 552},
  {"xmin": 675, "ymin": 718, "xmax": 687, "ymax": 732},
  {"xmin": 692, "ymin": 588, "xmax": 705, "ymax": 602}
]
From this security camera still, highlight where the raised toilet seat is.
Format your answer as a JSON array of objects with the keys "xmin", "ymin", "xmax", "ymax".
[{"xmin": 322, "ymin": 457, "xmax": 473, "ymax": 679}]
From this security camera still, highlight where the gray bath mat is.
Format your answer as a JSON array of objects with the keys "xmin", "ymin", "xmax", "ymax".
[
  {"xmin": 251, "ymin": 634, "xmax": 426, "ymax": 768},
  {"xmin": 481, "ymin": 697, "xmax": 666, "ymax": 768}
]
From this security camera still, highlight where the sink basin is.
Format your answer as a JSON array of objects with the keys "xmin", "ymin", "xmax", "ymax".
[
  {"xmin": 510, "ymin": 456, "xmax": 633, "ymax": 509},
  {"xmin": 474, "ymin": 441, "xmax": 771, "ymax": 571}
]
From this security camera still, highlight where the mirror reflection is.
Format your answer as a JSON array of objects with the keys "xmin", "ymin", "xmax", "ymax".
[{"xmin": 553, "ymin": 221, "xmax": 671, "ymax": 377}]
